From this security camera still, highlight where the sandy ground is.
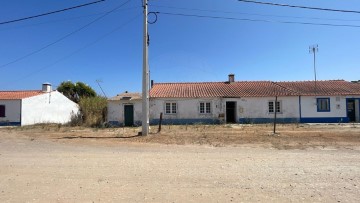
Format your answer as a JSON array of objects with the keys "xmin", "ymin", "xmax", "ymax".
[{"xmin": 0, "ymin": 124, "xmax": 360, "ymax": 202}]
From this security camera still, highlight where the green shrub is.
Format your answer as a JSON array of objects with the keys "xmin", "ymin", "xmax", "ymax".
[
  {"xmin": 71, "ymin": 96, "xmax": 107, "ymax": 127},
  {"xmin": 68, "ymin": 111, "xmax": 83, "ymax": 126}
]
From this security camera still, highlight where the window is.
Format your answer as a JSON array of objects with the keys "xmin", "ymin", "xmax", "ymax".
[
  {"xmin": 199, "ymin": 102, "xmax": 211, "ymax": 114},
  {"xmin": 165, "ymin": 102, "xmax": 177, "ymax": 114},
  {"xmin": 317, "ymin": 98, "xmax": 330, "ymax": 112},
  {"xmin": 0, "ymin": 105, "xmax": 5, "ymax": 117},
  {"xmin": 268, "ymin": 101, "xmax": 281, "ymax": 113}
]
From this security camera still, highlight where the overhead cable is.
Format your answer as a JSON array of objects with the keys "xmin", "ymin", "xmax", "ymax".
[
  {"xmin": 157, "ymin": 12, "xmax": 360, "ymax": 28},
  {"xmin": 0, "ymin": 0, "xmax": 132, "ymax": 70},
  {"xmin": 1, "ymin": 6, "xmax": 141, "ymax": 31},
  {"xmin": 238, "ymin": 0, "xmax": 360, "ymax": 14},
  {"xmin": 0, "ymin": 0, "xmax": 106, "ymax": 25},
  {"xmin": 2, "ymin": 13, "xmax": 141, "ymax": 86},
  {"xmin": 150, "ymin": 4, "xmax": 360, "ymax": 22}
]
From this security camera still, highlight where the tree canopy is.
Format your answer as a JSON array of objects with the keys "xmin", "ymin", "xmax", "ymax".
[{"xmin": 57, "ymin": 81, "xmax": 96, "ymax": 103}]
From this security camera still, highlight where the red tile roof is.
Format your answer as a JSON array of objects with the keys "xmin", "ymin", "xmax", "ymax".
[
  {"xmin": 0, "ymin": 90, "xmax": 45, "ymax": 100},
  {"xmin": 276, "ymin": 80, "xmax": 360, "ymax": 96},
  {"xmin": 150, "ymin": 81, "xmax": 297, "ymax": 98},
  {"xmin": 150, "ymin": 80, "xmax": 360, "ymax": 98}
]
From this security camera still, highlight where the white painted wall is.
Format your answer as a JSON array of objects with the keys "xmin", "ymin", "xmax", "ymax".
[
  {"xmin": 150, "ymin": 96, "xmax": 299, "ymax": 122},
  {"xmin": 236, "ymin": 96, "xmax": 299, "ymax": 120},
  {"xmin": 150, "ymin": 98, "xmax": 221, "ymax": 121},
  {"xmin": 300, "ymin": 96, "xmax": 346, "ymax": 118},
  {"xmin": 108, "ymin": 98, "xmax": 222, "ymax": 124},
  {"xmin": 0, "ymin": 100, "xmax": 21, "ymax": 123},
  {"xmin": 21, "ymin": 91, "xmax": 79, "ymax": 125},
  {"xmin": 108, "ymin": 101, "xmax": 121, "ymax": 123},
  {"xmin": 108, "ymin": 95, "xmax": 359, "ymax": 124},
  {"xmin": 107, "ymin": 100, "xmax": 142, "ymax": 125}
]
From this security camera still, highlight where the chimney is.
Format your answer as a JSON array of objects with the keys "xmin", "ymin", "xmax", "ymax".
[
  {"xmin": 151, "ymin": 80, "xmax": 154, "ymax": 88},
  {"xmin": 228, "ymin": 74, "xmax": 235, "ymax": 83},
  {"xmin": 42, "ymin": 83, "xmax": 52, "ymax": 93}
]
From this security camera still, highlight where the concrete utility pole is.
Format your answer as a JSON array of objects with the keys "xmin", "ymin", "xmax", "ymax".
[
  {"xmin": 309, "ymin": 44, "xmax": 318, "ymax": 95},
  {"xmin": 141, "ymin": 0, "xmax": 149, "ymax": 135}
]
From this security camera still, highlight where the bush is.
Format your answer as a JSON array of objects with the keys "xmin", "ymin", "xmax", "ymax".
[
  {"xmin": 69, "ymin": 96, "xmax": 107, "ymax": 127},
  {"xmin": 68, "ymin": 111, "xmax": 83, "ymax": 126}
]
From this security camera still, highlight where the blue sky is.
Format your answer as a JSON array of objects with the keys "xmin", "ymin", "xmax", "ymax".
[{"xmin": 1, "ymin": 0, "xmax": 360, "ymax": 97}]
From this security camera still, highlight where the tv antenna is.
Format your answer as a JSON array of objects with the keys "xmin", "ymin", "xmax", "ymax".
[
  {"xmin": 95, "ymin": 79, "xmax": 107, "ymax": 98},
  {"xmin": 309, "ymin": 44, "xmax": 319, "ymax": 95}
]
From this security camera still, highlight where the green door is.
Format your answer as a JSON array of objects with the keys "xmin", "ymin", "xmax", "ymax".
[{"xmin": 124, "ymin": 105, "xmax": 134, "ymax": 126}]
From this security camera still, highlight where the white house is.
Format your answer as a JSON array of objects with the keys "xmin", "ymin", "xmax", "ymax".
[
  {"xmin": 107, "ymin": 92, "xmax": 142, "ymax": 126},
  {"xmin": 0, "ymin": 83, "xmax": 79, "ymax": 126},
  {"xmin": 107, "ymin": 75, "xmax": 360, "ymax": 126}
]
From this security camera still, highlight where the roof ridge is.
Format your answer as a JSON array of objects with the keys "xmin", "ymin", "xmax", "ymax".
[
  {"xmin": 154, "ymin": 81, "xmax": 225, "ymax": 84},
  {"xmin": 153, "ymin": 80, "xmax": 349, "ymax": 85},
  {"xmin": 276, "ymin": 79, "xmax": 346, "ymax": 83},
  {"xmin": 0, "ymin": 90, "xmax": 41, "ymax": 92},
  {"xmin": 153, "ymin": 81, "xmax": 273, "ymax": 85}
]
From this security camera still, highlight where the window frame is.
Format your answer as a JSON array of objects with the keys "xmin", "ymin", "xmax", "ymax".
[
  {"xmin": 0, "ymin": 105, "xmax": 5, "ymax": 117},
  {"xmin": 199, "ymin": 102, "xmax": 211, "ymax": 114},
  {"xmin": 317, "ymin": 98, "xmax": 330, "ymax": 112},
  {"xmin": 164, "ymin": 102, "xmax": 177, "ymax": 114},
  {"xmin": 268, "ymin": 100, "xmax": 282, "ymax": 114}
]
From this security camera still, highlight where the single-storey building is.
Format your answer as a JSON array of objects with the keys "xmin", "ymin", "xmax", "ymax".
[
  {"xmin": 0, "ymin": 83, "xmax": 79, "ymax": 126},
  {"xmin": 107, "ymin": 92, "xmax": 142, "ymax": 126},
  {"xmin": 108, "ymin": 75, "xmax": 360, "ymax": 126}
]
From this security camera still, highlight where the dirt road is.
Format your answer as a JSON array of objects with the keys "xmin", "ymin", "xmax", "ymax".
[{"xmin": 0, "ymin": 129, "xmax": 359, "ymax": 202}]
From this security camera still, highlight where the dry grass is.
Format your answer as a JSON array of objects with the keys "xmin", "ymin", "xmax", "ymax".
[{"xmin": 2, "ymin": 123, "xmax": 359, "ymax": 150}]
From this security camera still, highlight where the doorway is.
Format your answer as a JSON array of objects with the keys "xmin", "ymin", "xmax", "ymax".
[
  {"xmin": 124, "ymin": 105, "xmax": 134, "ymax": 126},
  {"xmin": 347, "ymin": 99, "xmax": 359, "ymax": 122},
  {"xmin": 226, "ymin": 101, "xmax": 236, "ymax": 123}
]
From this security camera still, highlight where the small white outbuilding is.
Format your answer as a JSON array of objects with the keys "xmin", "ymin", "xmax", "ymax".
[
  {"xmin": 107, "ymin": 92, "xmax": 142, "ymax": 126},
  {"xmin": 0, "ymin": 83, "xmax": 79, "ymax": 126}
]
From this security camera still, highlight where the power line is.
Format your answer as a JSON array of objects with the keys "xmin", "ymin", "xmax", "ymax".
[
  {"xmin": 0, "ymin": 6, "xmax": 141, "ymax": 31},
  {"xmin": 157, "ymin": 11, "xmax": 360, "ymax": 28},
  {"xmin": 1, "ymin": 13, "xmax": 142, "ymax": 86},
  {"xmin": 0, "ymin": 0, "xmax": 132, "ymax": 70},
  {"xmin": 238, "ymin": 0, "xmax": 360, "ymax": 14},
  {"xmin": 150, "ymin": 4, "xmax": 360, "ymax": 22},
  {"xmin": 0, "ymin": 0, "xmax": 106, "ymax": 25}
]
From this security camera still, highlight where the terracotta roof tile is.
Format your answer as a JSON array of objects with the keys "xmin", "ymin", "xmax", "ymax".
[
  {"xmin": 150, "ymin": 80, "xmax": 360, "ymax": 98},
  {"xmin": 276, "ymin": 80, "xmax": 360, "ymax": 96},
  {"xmin": 0, "ymin": 90, "xmax": 45, "ymax": 100},
  {"xmin": 150, "ymin": 81, "xmax": 297, "ymax": 98}
]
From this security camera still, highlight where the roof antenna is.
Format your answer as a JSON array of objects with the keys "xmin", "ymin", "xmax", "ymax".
[
  {"xmin": 309, "ymin": 44, "xmax": 318, "ymax": 95},
  {"xmin": 96, "ymin": 79, "xmax": 107, "ymax": 98}
]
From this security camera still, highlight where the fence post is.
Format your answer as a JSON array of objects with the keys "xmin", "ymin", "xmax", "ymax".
[{"xmin": 158, "ymin": 112, "xmax": 163, "ymax": 133}]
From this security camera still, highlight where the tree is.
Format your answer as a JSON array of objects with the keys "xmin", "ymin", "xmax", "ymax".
[
  {"xmin": 74, "ymin": 82, "xmax": 96, "ymax": 98},
  {"xmin": 57, "ymin": 81, "xmax": 76, "ymax": 101},
  {"xmin": 57, "ymin": 81, "xmax": 96, "ymax": 103}
]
